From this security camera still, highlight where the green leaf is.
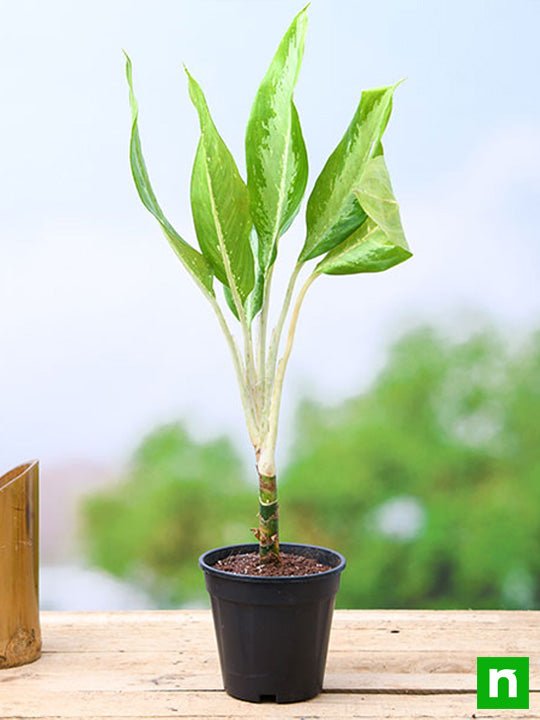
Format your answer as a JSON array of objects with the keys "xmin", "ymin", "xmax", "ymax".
[
  {"xmin": 187, "ymin": 70, "xmax": 255, "ymax": 304},
  {"xmin": 300, "ymin": 83, "xmax": 399, "ymax": 263},
  {"xmin": 224, "ymin": 236, "xmax": 264, "ymax": 324},
  {"xmin": 223, "ymin": 286, "xmax": 239, "ymax": 321},
  {"xmin": 124, "ymin": 53, "xmax": 213, "ymax": 294},
  {"xmin": 245, "ymin": 5, "xmax": 309, "ymax": 273},
  {"xmin": 245, "ymin": 266, "xmax": 265, "ymax": 324},
  {"xmin": 225, "ymin": 267, "xmax": 264, "ymax": 324},
  {"xmin": 316, "ymin": 153, "xmax": 412, "ymax": 275}
]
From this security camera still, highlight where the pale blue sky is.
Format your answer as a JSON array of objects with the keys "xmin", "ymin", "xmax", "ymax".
[{"xmin": 1, "ymin": 0, "xmax": 539, "ymax": 470}]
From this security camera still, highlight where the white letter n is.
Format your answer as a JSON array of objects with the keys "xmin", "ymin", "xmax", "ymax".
[{"xmin": 489, "ymin": 668, "xmax": 517, "ymax": 698}]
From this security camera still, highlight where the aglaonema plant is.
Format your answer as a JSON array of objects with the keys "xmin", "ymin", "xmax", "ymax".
[{"xmin": 125, "ymin": 6, "xmax": 411, "ymax": 562}]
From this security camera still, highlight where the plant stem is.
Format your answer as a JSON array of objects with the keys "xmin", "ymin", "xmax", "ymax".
[
  {"xmin": 204, "ymin": 168, "xmax": 259, "ymax": 425},
  {"xmin": 265, "ymin": 261, "xmax": 303, "ymax": 414},
  {"xmin": 232, "ymin": 305, "xmax": 258, "ymax": 428},
  {"xmin": 207, "ymin": 294, "xmax": 259, "ymax": 446},
  {"xmin": 255, "ymin": 471, "xmax": 279, "ymax": 560},
  {"xmin": 258, "ymin": 269, "xmax": 319, "ymax": 477},
  {"xmin": 258, "ymin": 265, "xmax": 274, "ymax": 386}
]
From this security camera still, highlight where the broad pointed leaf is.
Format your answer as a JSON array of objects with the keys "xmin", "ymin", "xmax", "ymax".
[
  {"xmin": 245, "ymin": 266, "xmax": 265, "ymax": 324},
  {"xmin": 246, "ymin": 6, "xmax": 309, "ymax": 272},
  {"xmin": 225, "ymin": 268, "xmax": 264, "ymax": 323},
  {"xmin": 316, "ymin": 154, "xmax": 412, "ymax": 275},
  {"xmin": 187, "ymin": 70, "xmax": 255, "ymax": 303},
  {"xmin": 124, "ymin": 54, "xmax": 213, "ymax": 294},
  {"xmin": 223, "ymin": 286, "xmax": 239, "ymax": 320},
  {"xmin": 300, "ymin": 84, "xmax": 399, "ymax": 262},
  {"xmin": 225, "ymin": 234, "xmax": 264, "ymax": 324}
]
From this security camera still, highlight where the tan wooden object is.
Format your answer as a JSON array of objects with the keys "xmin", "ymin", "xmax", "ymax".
[
  {"xmin": 0, "ymin": 461, "xmax": 41, "ymax": 668},
  {"xmin": 0, "ymin": 610, "xmax": 538, "ymax": 717}
]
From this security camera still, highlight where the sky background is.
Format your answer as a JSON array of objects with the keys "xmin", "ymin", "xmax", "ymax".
[{"xmin": 1, "ymin": 0, "xmax": 539, "ymax": 474}]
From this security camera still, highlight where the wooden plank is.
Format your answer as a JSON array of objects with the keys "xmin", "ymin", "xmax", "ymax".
[
  {"xmin": 39, "ymin": 611, "xmax": 540, "ymax": 656},
  {"xmin": 0, "ymin": 611, "xmax": 538, "ymax": 719},
  {"xmin": 40, "ymin": 610, "xmax": 540, "ymax": 654},
  {"xmin": 2, "ymin": 649, "xmax": 540, "ymax": 692},
  {"xmin": 0, "ymin": 690, "xmax": 539, "ymax": 719}
]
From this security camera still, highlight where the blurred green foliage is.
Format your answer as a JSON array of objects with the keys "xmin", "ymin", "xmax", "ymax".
[
  {"xmin": 83, "ymin": 428, "xmax": 253, "ymax": 604},
  {"xmin": 83, "ymin": 325, "xmax": 540, "ymax": 608}
]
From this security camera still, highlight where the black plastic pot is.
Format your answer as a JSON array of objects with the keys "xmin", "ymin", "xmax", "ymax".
[{"xmin": 199, "ymin": 542, "xmax": 346, "ymax": 703}]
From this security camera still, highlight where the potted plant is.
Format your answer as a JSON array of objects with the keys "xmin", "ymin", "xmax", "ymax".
[{"xmin": 125, "ymin": 5, "xmax": 411, "ymax": 703}]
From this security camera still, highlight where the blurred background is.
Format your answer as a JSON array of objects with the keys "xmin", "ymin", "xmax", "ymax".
[{"xmin": 1, "ymin": 0, "xmax": 539, "ymax": 610}]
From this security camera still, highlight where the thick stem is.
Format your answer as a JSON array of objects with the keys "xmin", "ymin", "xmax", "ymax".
[
  {"xmin": 265, "ymin": 262, "xmax": 303, "ymax": 414},
  {"xmin": 257, "ymin": 265, "xmax": 274, "ymax": 399},
  {"xmin": 258, "ymin": 270, "xmax": 319, "ymax": 477},
  {"xmin": 254, "ymin": 471, "xmax": 280, "ymax": 560},
  {"xmin": 207, "ymin": 293, "xmax": 259, "ymax": 446}
]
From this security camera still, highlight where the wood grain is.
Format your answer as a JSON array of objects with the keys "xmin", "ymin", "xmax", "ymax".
[
  {"xmin": 0, "ymin": 610, "xmax": 538, "ymax": 718},
  {"xmin": 0, "ymin": 461, "xmax": 41, "ymax": 668}
]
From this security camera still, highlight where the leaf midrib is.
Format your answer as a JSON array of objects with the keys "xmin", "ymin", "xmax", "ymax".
[
  {"xmin": 201, "ymin": 148, "xmax": 241, "ymax": 294},
  {"xmin": 322, "ymin": 223, "xmax": 384, "ymax": 266},
  {"xmin": 272, "ymin": 106, "xmax": 292, "ymax": 247}
]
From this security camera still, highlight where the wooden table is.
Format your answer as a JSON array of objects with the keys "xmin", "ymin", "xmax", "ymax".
[{"xmin": 0, "ymin": 610, "xmax": 538, "ymax": 718}]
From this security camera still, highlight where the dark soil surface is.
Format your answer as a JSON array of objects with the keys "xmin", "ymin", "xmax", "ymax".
[{"xmin": 212, "ymin": 551, "xmax": 331, "ymax": 577}]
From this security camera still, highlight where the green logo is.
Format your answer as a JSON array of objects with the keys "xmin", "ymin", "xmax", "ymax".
[{"xmin": 477, "ymin": 657, "xmax": 529, "ymax": 709}]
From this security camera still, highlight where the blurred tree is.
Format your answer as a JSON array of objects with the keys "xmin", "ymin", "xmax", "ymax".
[
  {"xmin": 83, "ymin": 425, "xmax": 254, "ymax": 604},
  {"xmin": 82, "ymin": 325, "xmax": 540, "ymax": 608}
]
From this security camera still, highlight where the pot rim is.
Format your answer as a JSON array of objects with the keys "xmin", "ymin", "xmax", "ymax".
[{"xmin": 199, "ymin": 542, "xmax": 346, "ymax": 584}]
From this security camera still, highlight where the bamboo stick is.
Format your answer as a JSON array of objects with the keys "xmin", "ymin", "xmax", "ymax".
[{"xmin": 0, "ymin": 461, "xmax": 41, "ymax": 668}]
